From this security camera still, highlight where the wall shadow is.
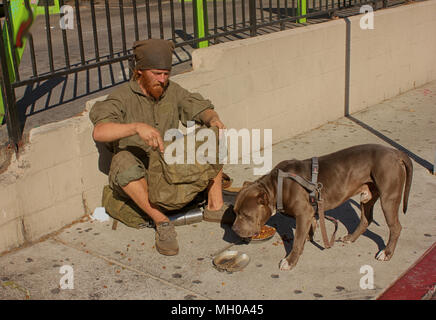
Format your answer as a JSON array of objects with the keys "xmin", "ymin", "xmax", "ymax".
[{"xmin": 346, "ymin": 115, "xmax": 434, "ymax": 173}]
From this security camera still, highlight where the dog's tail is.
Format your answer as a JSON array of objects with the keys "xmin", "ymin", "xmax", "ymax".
[{"xmin": 398, "ymin": 151, "xmax": 413, "ymax": 214}]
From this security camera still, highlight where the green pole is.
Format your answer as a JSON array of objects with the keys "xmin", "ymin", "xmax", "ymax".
[
  {"xmin": 195, "ymin": 0, "xmax": 208, "ymax": 48},
  {"xmin": 297, "ymin": 0, "xmax": 307, "ymax": 24}
]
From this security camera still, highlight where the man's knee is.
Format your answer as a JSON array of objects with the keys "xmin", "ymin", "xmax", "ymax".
[{"xmin": 109, "ymin": 150, "xmax": 147, "ymax": 197}]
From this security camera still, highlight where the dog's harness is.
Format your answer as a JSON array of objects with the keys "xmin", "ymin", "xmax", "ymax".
[{"xmin": 276, "ymin": 158, "xmax": 338, "ymax": 249}]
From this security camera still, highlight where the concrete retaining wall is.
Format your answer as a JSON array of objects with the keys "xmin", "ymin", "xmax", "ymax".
[
  {"xmin": 0, "ymin": 95, "xmax": 112, "ymax": 254},
  {"xmin": 1, "ymin": 0, "xmax": 435, "ymax": 254},
  {"xmin": 180, "ymin": 19, "xmax": 347, "ymax": 143},
  {"xmin": 348, "ymin": 2, "xmax": 436, "ymax": 113}
]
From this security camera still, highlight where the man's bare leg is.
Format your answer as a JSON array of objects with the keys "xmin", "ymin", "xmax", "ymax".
[
  {"xmin": 207, "ymin": 168, "xmax": 224, "ymax": 211},
  {"xmin": 121, "ymin": 178, "xmax": 168, "ymax": 225},
  {"xmin": 122, "ymin": 177, "xmax": 179, "ymax": 256}
]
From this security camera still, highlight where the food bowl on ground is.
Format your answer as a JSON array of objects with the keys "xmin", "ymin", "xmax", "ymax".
[{"xmin": 251, "ymin": 225, "xmax": 276, "ymax": 241}]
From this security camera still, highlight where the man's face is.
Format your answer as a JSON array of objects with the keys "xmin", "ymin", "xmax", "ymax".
[{"xmin": 138, "ymin": 69, "xmax": 170, "ymax": 100}]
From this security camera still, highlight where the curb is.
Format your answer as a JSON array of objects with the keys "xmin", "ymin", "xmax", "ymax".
[{"xmin": 377, "ymin": 241, "xmax": 436, "ymax": 300}]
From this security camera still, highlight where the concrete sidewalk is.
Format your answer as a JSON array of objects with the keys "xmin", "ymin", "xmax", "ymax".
[{"xmin": 1, "ymin": 80, "xmax": 435, "ymax": 301}]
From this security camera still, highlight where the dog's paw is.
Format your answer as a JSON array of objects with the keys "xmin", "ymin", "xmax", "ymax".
[
  {"xmin": 340, "ymin": 234, "xmax": 353, "ymax": 244},
  {"xmin": 279, "ymin": 259, "xmax": 293, "ymax": 271},
  {"xmin": 375, "ymin": 250, "xmax": 392, "ymax": 261}
]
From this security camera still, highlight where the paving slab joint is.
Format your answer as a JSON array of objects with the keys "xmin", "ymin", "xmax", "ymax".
[{"xmin": 52, "ymin": 236, "xmax": 212, "ymax": 300}]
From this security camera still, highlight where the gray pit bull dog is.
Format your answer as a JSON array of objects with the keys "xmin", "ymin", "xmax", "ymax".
[{"xmin": 232, "ymin": 144, "xmax": 413, "ymax": 271}]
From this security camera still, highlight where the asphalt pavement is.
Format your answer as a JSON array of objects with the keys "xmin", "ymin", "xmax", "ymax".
[{"xmin": 0, "ymin": 80, "xmax": 435, "ymax": 303}]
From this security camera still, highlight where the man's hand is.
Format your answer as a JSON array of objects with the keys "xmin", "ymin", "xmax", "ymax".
[
  {"xmin": 200, "ymin": 109, "xmax": 226, "ymax": 130},
  {"xmin": 135, "ymin": 123, "xmax": 164, "ymax": 153},
  {"xmin": 208, "ymin": 118, "xmax": 226, "ymax": 130}
]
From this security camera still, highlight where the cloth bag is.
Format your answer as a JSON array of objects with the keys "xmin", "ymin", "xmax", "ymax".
[{"xmin": 147, "ymin": 126, "xmax": 223, "ymax": 211}]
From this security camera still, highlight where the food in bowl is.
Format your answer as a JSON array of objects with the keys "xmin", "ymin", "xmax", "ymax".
[{"xmin": 251, "ymin": 225, "xmax": 276, "ymax": 241}]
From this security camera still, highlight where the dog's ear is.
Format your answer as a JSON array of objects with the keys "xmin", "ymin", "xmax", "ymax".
[
  {"xmin": 257, "ymin": 190, "xmax": 268, "ymax": 206},
  {"xmin": 242, "ymin": 181, "xmax": 254, "ymax": 188}
]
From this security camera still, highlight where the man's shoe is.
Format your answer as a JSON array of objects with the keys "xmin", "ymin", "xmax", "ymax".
[
  {"xmin": 203, "ymin": 203, "xmax": 235, "ymax": 225},
  {"xmin": 155, "ymin": 221, "xmax": 179, "ymax": 256}
]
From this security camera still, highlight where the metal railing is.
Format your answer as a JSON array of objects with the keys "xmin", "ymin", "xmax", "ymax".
[{"xmin": 0, "ymin": 0, "xmax": 407, "ymax": 150}]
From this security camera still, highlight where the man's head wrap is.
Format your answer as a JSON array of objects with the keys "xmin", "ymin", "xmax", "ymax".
[{"xmin": 133, "ymin": 39, "xmax": 175, "ymax": 71}]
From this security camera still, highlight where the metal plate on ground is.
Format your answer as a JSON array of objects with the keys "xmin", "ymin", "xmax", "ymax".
[{"xmin": 213, "ymin": 250, "xmax": 250, "ymax": 272}]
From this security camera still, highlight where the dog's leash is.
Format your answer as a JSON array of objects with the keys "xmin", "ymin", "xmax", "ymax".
[
  {"xmin": 316, "ymin": 195, "xmax": 338, "ymax": 249},
  {"xmin": 276, "ymin": 158, "xmax": 338, "ymax": 249},
  {"xmin": 309, "ymin": 158, "xmax": 338, "ymax": 249}
]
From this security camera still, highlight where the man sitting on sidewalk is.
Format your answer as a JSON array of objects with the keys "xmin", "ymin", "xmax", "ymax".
[{"xmin": 89, "ymin": 39, "xmax": 232, "ymax": 256}]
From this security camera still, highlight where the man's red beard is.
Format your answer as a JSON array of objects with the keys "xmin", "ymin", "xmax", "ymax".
[{"xmin": 139, "ymin": 73, "xmax": 167, "ymax": 100}]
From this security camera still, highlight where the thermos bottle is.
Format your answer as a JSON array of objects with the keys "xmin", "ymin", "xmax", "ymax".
[{"xmin": 168, "ymin": 207, "xmax": 203, "ymax": 226}]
